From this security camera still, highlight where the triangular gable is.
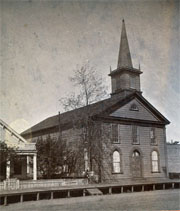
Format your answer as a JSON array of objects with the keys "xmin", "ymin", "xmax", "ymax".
[
  {"xmin": 110, "ymin": 98, "xmax": 160, "ymax": 122},
  {"xmin": 95, "ymin": 92, "xmax": 170, "ymax": 125},
  {"xmin": 0, "ymin": 119, "xmax": 36, "ymax": 151}
]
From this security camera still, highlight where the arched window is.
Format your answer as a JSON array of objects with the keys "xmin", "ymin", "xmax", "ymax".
[
  {"xmin": 131, "ymin": 150, "xmax": 142, "ymax": 177},
  {"xmin": 113, "ymin": 151, "xmax": 121, "ymax": 173},
  {"xmin": 151, "ymin": 151, "xmax": 159, "ymax": 172},
  {"xmin": 130, "ymin": 103, "xmax": 139, "ymax": 111},
  {"xmin": 132, "ymin": 150, "xmax": 140, "ymax": 157}
]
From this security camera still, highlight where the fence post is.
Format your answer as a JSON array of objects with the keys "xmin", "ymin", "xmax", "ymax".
[
  {"xmin": 131, "ymin": 186, "xmax": 134, "ymax": 192},
  {"xmin": 67, "ymin": 190, "xmax": 70, "ymax": 198},
  {"xmin": 109, "ymin": 187, "xmax": 112, "ymax": 194},
  {"xmin": 3, "ymin": 180, "xmax": 6, "ymax": 190},
  {"xmin": 51, "ymin": 192, "xmax": 53, "ymax": 199},
  {"xmin": 37, "ymin": 192, "xmax": 40, "ymax": 201},
  {"xmin": 121, "ymin": 186, "xmax": 123, "ymax": 193},
  {"xmin": 4, "ymin": 196, "xmax": 7, "ymax": 206},
  {"xmin": 20, "ymin": 194, "xmax": 23, "ymax": 203},
  {"xmin": 16, "ymin": 179, "xmax": 20, "ymax": 189}
]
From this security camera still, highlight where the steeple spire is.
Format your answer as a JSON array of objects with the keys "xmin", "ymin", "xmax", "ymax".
[
  {"xmin": 109, "ymin": 19, "xmax": 142, "ymax": 96},
  {"xmin": 117, "ymin": 19, "xmax": 133, "ymax": 68}
]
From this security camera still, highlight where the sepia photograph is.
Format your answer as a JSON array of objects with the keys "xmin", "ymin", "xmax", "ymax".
[{"xmin": 0, "ymin": 0, "xmax": 179, "ymax": 210}]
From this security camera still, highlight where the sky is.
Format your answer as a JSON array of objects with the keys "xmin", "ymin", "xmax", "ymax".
[{"xmin": 0, "ymin": 0, "xmax": 179, "ymax": 142}]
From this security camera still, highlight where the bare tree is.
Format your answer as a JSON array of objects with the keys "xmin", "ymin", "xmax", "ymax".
[
  {"xmin": 60, "ymin": 63, "xmax": 109, "ymax": 182},
  {"xmin": 60, "ymin": 62, "xmax": 108, "ymax": 111}
]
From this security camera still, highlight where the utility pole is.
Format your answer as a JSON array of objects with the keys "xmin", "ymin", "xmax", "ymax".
[{"xmin": 58, "ymin": 111, "xmax": 61, "ymax": 139}]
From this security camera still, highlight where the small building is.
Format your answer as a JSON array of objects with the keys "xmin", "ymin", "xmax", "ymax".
[
  {"xmin": 0, "ymin": 119, "xmax": 37, "ymax": 181},
  {"xmin": 22, "ymin": 20, "xmax": 170, "ymax": 183},
  {"xmin": 167, "ymin": 143, "xmax": 180, "ymax": 177}
]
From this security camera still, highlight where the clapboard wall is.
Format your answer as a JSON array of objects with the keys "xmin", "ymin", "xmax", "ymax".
[
  {"xmin": 167, "ymin": 144, "xmax": 180, "ymax": 173},
  {"xmin": 101, "ymin": 123, "xmax": 167, "ymax": 182}
]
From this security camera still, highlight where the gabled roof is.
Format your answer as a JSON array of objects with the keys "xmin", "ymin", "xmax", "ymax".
[
  {"xmin": 21, "ymin": 94, "xmax": 125, "ymax": 136},
  {"xmin": 0, "ymin": 119, "xmax": 36, "ymax": 151},
  {"xmin": 21, "ymin": 92, "xmax": 170, "ymax": 137},
  {"xmin": 0, "ymin": 119, "xmax": 27, "ymax": 144},
  {"xmin": 95, "ymin": 92, "xmax": 170, "ymax": 125}
]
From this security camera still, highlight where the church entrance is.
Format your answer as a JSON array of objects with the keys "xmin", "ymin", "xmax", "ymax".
[{"xmin": 131, "ymin": 150, "xmax": 142, "ymax": 178}]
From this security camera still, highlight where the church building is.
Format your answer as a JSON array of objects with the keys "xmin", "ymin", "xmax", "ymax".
[{"xmin": 22, "ymin": 20, "xmax": 170, "ymax": 183}]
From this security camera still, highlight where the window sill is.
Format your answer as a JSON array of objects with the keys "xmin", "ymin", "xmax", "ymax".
[
  {"xmin": 132, "ymin": 143, "xmax": 140, "ymax": 145},
  {"xmin": 151, "ymin": 171, "xmax": 161, "ymax": 173},
  {"xmin": 112, "ymin": 172, "xmax": 123, "ymax": 174},
  {"xmin": 150, "ymin": 143, "xmax": 158, "ymax": 146},
  {"xmin": 112, "ymin": 142, "xmax": 121, "ymax": 144}
]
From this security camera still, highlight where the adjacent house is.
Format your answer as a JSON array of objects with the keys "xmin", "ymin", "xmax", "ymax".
[
  {"xmin": 167, "ymin": 143, "xmax": 180, "ymax": 178},
  {"xmin": 0, "ymin": 119, "xmax": 37, "ymax": 181}
]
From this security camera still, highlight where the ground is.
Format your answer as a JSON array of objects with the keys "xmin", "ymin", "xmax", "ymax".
[{"xmin": 1, "ymin": 189, "xmax": 180, "ymax": 211}]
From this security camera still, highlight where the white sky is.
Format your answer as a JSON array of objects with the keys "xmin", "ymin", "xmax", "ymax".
[{"xmin": 0, "ymin": 0, "xmax": 179, "ymax": 142}]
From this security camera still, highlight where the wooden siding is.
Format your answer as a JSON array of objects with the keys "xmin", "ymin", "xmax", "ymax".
[
  {"xmin": 27, "ymin": 121, "xmax": 167, "ymax": 183},
  {"xmin": 111, "ymin": 72, "xmax": 140, "ymax": 94},
  {"xmin": 101, "ymin": 123, "xmax": 167, "ymax": 182},
  {"xmin": 167, "ymin": 144, "xmax": 180, "ymax": 173}
]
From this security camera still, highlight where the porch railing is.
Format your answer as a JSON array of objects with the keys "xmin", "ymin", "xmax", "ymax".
[{"xmin": 0, "ymin": 178, "xmax": 88, "ymax": 191}]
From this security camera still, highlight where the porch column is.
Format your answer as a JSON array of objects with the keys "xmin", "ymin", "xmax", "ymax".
[
  {"xmin": 27, "ymin": 156, "xmax": 30, "ymax": 174},
  {"xmin": 33, "ymin": 153, "xmax": 37, "ymax": 180},
  {"xmin": 6, "ymin": 160, "xmax": 10, "ymax": 179}
]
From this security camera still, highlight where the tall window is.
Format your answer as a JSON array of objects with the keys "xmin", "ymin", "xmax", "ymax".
[
  {"xmin": 132, "ymin": 125, "xmax": 140, "ymax": 144},
  {"xmin": 113, "ymin": 151, "xmax": 121, "ymax": 173},
  {"xmin": 111, "ymin": 124, "xmax": 120, "ymax": 143},
  {"xmin": 151, "ymin": 151, "xmax": 159, "ymax": 172},
  {"xmin": 150, "ymin": 128, "xmax": 156, "ymax": 145}
]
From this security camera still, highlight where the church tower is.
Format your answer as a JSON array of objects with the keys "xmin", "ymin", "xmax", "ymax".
[{"xmin": 109, "ymin": 20, "xmax": 142, "ymax": 96}]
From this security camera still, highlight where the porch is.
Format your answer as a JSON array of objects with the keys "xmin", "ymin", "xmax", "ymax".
[{"xmin": 0, "ymin": 143, "xmax": 37, "ymax": 181}]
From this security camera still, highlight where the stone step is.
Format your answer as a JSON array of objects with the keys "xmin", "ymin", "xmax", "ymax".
[{"xmin": 86, "ymin": 188, "xmax": 103, "ymax": 195}]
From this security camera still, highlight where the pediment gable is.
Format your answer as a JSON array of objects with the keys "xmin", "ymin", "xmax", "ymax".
[
  {"xmin": 0, "ymin": 119, "xmax": 32, "ymax": 150},
  {"xmin": 110, "ymin": 98, "xmax": 160, "ymax": 122},
  {"xmin": 94, "ymin": 93, "xmax": 170, "ymax": 125}
]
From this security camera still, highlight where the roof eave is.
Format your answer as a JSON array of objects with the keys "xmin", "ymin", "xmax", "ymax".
[{"xmin": 109, "ymin": 67, "xmax": 142, "ymax": 76}]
